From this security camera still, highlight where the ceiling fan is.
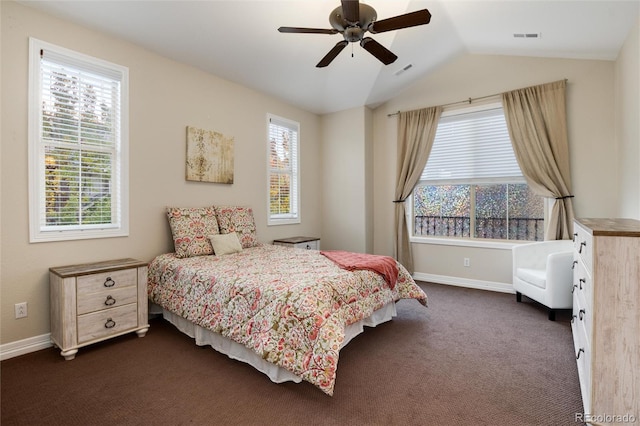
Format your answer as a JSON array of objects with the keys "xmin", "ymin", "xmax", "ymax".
[{"xmin": 278, "ymin": 0, "xmax": 431, "ymax": 68}]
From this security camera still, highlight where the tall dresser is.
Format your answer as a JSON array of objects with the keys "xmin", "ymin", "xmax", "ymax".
[{"xmin": 571, "ymin": 218, "xmax": 640, "ymax": 424}]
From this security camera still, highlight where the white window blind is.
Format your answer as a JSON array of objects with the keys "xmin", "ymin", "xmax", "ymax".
[
  {"xmin": 29, "ymin": 38, "xmax": 129, "ymax": 242},
  {"xmin": 421, "ymin": 106, "xmax": 522, "ymax": 183},
  {"xmin": 267, "ymin": 115, "xmax": 300, "ymax": 225}
]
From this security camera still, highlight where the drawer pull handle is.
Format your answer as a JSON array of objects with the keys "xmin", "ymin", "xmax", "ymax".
[
  {"xmin": 104, "ymin": 277, "xmax": 115, "ymax": 288},
  {"xmin": 579, "ymin": 278, "xmax": 585, "ymax": 290},
  {"xmin": 579, "ymin": 241, "xmax": 586, "ymax": 253},
  {"xmin": 571, "ymin": 314, "xmax": 577, "ymax": 324},
  {"xmin": 576, "ymin": 348, "xmax": 584, "ymax": 359},
  {"xmin": 104, "ymin": 295, "xmax": 116, "ymax": 306},
  {"xmin": 579, "ymin": 309, "xmax": 586, "ymax": 320},
  {"xmin": 573, "ymin": 233, "xmax": 578, "ymax": 242},
  {"xmin": 572, "ymin": 284, "xmax": 577, "ymax": 294},
  {"xmin": 572, "ymin": 260, "xmax": 578, "ymax": 269},
  {"xmin": 104, "ymin": 318, "xmax": 116, "ymax": 329}
]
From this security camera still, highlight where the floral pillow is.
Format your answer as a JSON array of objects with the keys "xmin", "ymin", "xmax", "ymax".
[
  {"xmin": 214, "ymin": 206, "xmax": 259, "ymax": 248},
  {"xmin": 167, "ymin": 206, "xmax": 219, "ymax": 258}
]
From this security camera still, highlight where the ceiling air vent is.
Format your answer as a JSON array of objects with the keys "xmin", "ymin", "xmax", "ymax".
[
  {"xmin": 394, "ymin": 63, "xmax": 413, "ymax": 76},
  {"xmin": 514, "ymin": 33, "xmax": 541, "ymax": 38}
]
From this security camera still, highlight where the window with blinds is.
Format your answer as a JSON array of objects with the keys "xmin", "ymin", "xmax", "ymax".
[
  {"xmin": 413, "ymin": 103, "xmax": 544, "ymax": 241},
  {"xmin": 267, "ymin": 114, "xmax": 300, "ymax": 225},
  {"xmin": 421, "ymin": 106, "xmax": 522, "ymax": 184},
  {"xmin": 28, "ymin": 38, "xmax": 129, "ymax": 242}
]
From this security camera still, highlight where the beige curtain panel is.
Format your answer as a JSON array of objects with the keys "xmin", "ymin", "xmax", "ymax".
[
  {"xmin": 501, "ymin": 80, "xmax": 575, "ymax": 240},
  {"xmin": 394, "ymin": 106, "xmax": 442, "ymax": 273}
]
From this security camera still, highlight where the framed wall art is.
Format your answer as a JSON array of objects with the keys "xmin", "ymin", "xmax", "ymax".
[{"xmin": 185, "ymin": 126, "xmax": 234, "ymax": 184}]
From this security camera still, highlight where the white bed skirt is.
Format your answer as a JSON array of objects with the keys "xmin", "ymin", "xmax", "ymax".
[{"xmin": 151, "ymin": 302, "xmax": 397, "ymax": 384}]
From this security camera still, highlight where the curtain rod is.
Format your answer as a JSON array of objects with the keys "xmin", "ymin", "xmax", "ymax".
[{"xmin": 387, "ymin": 78, "xmax": 568, "ymax": 117}]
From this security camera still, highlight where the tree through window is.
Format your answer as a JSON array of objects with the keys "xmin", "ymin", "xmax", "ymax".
[
  {"xmin": 267, "ymin": 115, "xmax": 299, "ymax": 225},
  {"xmin": 29, "ymin": 38, "xmax": 129, "ymax": 242}
]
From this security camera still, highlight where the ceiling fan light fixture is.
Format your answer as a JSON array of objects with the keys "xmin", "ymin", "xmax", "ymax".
[{"xmin": 344, "ymin": 26, "xmax": 365, "ymax": 42}]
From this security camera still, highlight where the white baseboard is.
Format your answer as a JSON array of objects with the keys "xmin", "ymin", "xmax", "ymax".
[
  {"xmin": 413, "ymin": 272, "xmax": 515, "ymax": 294},
  {"xmin": 0, "ymin": 333, "xmax": 53, "ymax": 361}
]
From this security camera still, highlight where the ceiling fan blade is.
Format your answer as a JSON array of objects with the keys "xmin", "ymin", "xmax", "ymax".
[
  {"xmin": 278, "ymin": 27, "xmax": 339, "ymax": 34},
  {"xmin": 369, "ymin": 9, "xmax": 431, "ymax": 34},
  {"xmin": 341, "ymin": 0, "xmax": 360, "ymax": 24},
  {"xmin": 316, "ymin": 40, "xmax": 349, "ymax": 68},
  {"xmin": 360, "ymin": 37, "xmax": 397, "ymax": 65}
]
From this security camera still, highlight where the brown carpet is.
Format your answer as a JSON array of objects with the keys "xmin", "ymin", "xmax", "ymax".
[{"xmin": 1, "ymin": 282, "xmax": 584, "ymax": 426}]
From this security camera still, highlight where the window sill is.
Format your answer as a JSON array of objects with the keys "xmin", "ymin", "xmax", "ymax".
[
  {"xmin": 410, "ymin": 236, "xmax": 530, "ymax": 250},
  {"xmin": 30, "ymin": 227, "xmax": 129, "ymax": 243},
  {"xmin": 267, "ymin": 219, "xmax": 301, "ymax": 226}
]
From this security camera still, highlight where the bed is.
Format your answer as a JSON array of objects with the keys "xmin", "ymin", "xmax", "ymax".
[{"xmin": 147, "ymin": 206, "xmax": 428, "ymax": 395}]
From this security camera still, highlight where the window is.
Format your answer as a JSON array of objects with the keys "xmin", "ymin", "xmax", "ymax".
[
  {"xmin": 28, "ymin": 38, "xmax": 129, "ymax": 242},
  {"xmin": 267, "ymin": 114, "xmax": 299, "ymax": 225},
  {"xmin": 412, "ymin": 102, "xmax": 544, "ymax": 242}
]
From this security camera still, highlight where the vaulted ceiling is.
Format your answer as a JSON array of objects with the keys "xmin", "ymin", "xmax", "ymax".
[{"xmin": 20, "ymin": 0, "xmax": 640, "ymax": 114}]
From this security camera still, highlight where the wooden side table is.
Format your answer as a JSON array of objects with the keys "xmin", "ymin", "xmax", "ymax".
[
  {"xmin": 50, "ymin": 258, "xmax": 149, "ymax": 360},
  {"xmin": 273, "ymin": 236, "xmax": 321, "ymax": 250}
]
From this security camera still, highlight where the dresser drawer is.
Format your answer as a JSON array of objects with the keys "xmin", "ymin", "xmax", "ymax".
[
  {"xmin": 572, "ymin": 315, "xmax": 591, "ymax": 413},
  {"xmin": 573, "ymin": 259, "xmax": 592, "ymax": 311},
  {"xmin": 77, "ymin": 268, "xmax": 137, "ymax": 297},
  {"xmin": 573, "ymin": 223, "xmax": 593, "ymax": 272},
  {"xmin": 77, "ymin": 285, "xmax": 138, "ymax": 315},
  {"xmin": 77, "ymin": 303, "xmax": 138, "ymax": 344},
  {"xmin": 573, "ymin": 288, "xmax": 591, "ymax": 348}
]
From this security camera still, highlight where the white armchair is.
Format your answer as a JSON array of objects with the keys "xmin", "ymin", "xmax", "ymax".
[{"xmin": 512, "ymin": 240, "xmax": 574, "ymax": 320}]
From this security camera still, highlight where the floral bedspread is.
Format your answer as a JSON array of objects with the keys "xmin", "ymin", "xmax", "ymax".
[{"xmin": 147, "ymin": 244, "xmax": 427, "ymax": 395}]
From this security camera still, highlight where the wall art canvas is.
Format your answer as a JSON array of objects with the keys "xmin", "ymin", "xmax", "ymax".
[{"xmin": 186, "ymin": 126, "xmax": 234, "ymax": 184}]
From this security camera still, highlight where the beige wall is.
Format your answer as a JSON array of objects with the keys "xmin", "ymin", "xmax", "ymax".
[
  {"xmin": 615, "ymin": 19, "xmax": 640, "ymax": 219},
  {"xmin": 372, "ymin": 54, "xmax": 621, "ymax": 287},
  {"xmin": 364, "ymin": 106, "xmax": 373, "ymax": 254},
  {"xmin": 2, "ymin": 1, "xmax": 638, "ymax": 348},
  {"xmin": 321, "ymin": 106, "xmax": 373, "ymax": 253},
  {"xmin": 0, "ymin": 2, "xmax": 322, "ymax": 344}
]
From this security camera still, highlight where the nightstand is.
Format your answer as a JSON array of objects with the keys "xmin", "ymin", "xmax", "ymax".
[
  {"xmin": 273, "ymin": 236, "xmax": 320, "ymax": 250},
  {"xmin": 49, "ymin": 258, "xmax": 149, "ymax": 360}
]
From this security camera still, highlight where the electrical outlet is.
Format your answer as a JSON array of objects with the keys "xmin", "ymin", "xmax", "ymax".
[
  {"xmin": 15, "ymin": 302, "xmax": 28, "ymax": 319},
  {"xmin": 463, "ymin": 258, "xmax": 470, "ymax": 267}
]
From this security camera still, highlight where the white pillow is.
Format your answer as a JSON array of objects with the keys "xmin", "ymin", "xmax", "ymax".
[{"xmin": 208, "ymin": 232, "xmax": 243, "ymax": 256}]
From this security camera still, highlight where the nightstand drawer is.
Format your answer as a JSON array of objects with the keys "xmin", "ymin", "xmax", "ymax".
[
  {"xmin": 77, "ymin": 269, "xmax": 137, "ymax": 297},
  {"xmin": 295, "ymin": 240, "xmax": 319, "ymax": 250},
  {"xmin": 77, "ymin": 285, "xmax": 138, "ymax": 315},
  {"xmin": 77, "ymin": 303, "xmax": 138, "ymax": 344},
  {"xmin": 273, "ymin": 236, "xmax": 320, "ymax": 250}
]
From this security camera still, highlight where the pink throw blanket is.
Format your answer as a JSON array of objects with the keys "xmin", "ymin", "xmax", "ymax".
[{"xmin": 320, "ymin": 250, "xmax": 399, "ymax": 290}]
